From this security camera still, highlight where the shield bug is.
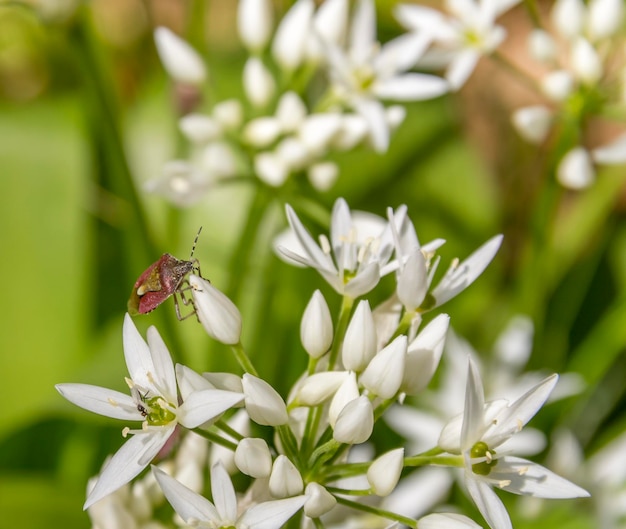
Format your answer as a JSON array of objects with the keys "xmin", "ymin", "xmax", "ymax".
[{"xmin": 128, "ymin": 228, "xmax": 202, "ymax": 319}]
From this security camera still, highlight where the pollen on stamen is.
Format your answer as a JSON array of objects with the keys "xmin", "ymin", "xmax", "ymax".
[
  {"xmin": 107, "ymin": 397, "xmax": 119, "ymax": 407},
  {"xmin": 516, "ymin": 418, "xmax": 523, "ymax": 431},
  {"xmin": 498, "ymin": 479, "xmax": 512, "ymax": 488},
  {"xmin": 518, "ymin": 466, "xmax": 529, "ymax": 476},
  {"xmin": 125, "ymin": 377, "xmax": 134, "ymax": 389},
  {"xmin": 485, "ymin": 451, "xmax": 493, "ymax": 464},
  {"xmin": 122, "ymin": 427, "xmax": 131, "ymax": 438}
]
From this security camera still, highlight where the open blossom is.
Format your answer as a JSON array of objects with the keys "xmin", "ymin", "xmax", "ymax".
[
  {"xmin": 274, "ymin": 198, "xmax": 405, "ymax": 298},
  {"xmin": 395, "ymin": 0, "xmax": 520, "ymax": 90},
  {"xmin": 322, "ymin": 0, "xmax": 448, "ymax": 151},
  {"xmin": 153, "ymin": 462, "xmax": 307, "ymax": 529},
  {"xmin": 55, "ymin": 314, "xmax": 244, "ymax": 509},
  {"xmin": 438, "ymin": 358, "xmax": 589, "ymax": 529}
]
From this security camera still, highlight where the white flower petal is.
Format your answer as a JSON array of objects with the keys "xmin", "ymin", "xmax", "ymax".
[
  {"xmin": 353, "ymin": 97, "xmax": 389, "ymax": 152},
  {"xmin": 418, "ymin": 512, "xmax": 482, "ymax": 529},
  {"xmin": 329, "ymin": 372, "xmax": 360, "ymax": 427},
  {"xmin": 345, "ymin": 261, "xmax": 381, "ymax": 298},
  {"xmin": 235, "ymin": 438, "xmax": 272, "ymax": 478},
  {"xmin": 176, "ymin": 363, "xmax": 215, "ymax": 401},
  {"xmin": 374, "ymin": 73, "xmax": 448, "ymax": 101},
  {"xmin": 349, "ymin": 0, "xmax": 376, "ymax": 65},
  {"xmin": 314, "ymin": 0, "xmax": 348, "ymax": 48},
  {"xmin": 153, "ymin": 466, "xmax": 221, "ymax": 523},
  {"xmin": 333, "ymin": 395, "xmax": 374, "ymax": 444},
  {"xmin": 432, "ymin": 234, "xmax": 503, "ymax": 307},
  {"xmin": 296, "ymin": 371, "xmax": 348, "ymax": 406},
  {"xmin": 465, "ymin": 474, "xmax": 512, "ymax": 529},
  {"xmin": 242, "ymin": 374, "xmax": 288, "ymax": 426},
  {"xmin": 285, "ymin": 204, "xmax": 336, "ymax": 273},
  {"xmin": 492, "ymin": 456, "xmax": 590, "ymax": 498},
  {"xmin": 461, "ymin": 358, "xmax": 487, "ymax": 450},
  {"xmin": 446, "ymin": 49, "xmax": 480, "ymax": 91},
  {"xmin": 360, "ymin": 335, "xmax": 407, "ymax": 399},
  {"xmin": 367, "ymin": 448, "xmax": 404, "ymax": 496},
  {"xmin": 592, "ymin": 133, "xmax": 626, "ymax": 164},
  {"xmin": 269, "ymin": 455, "xmax": 304, "ymax": 497},
  {"xmin": 178, "ymin": 389, "xmax": 244, "ymax": 429},
  {"xmin": 342, "ymin": 300, "xmax": 377, "ymax": 372},
  {"xmin": 123, "ymin": 313, "xmax": 156, "ymax": 392},
  {"xmin": 397, "ymin": 249, "xmax": 429, "ymax": 311},
  {"xmin": 55, "ymin": 383, "xmax": 141, "ymax": 421},
  {"xmin": 85, "ymin": 428, "xmax": 173, "ymax": 509},
  {"xmin": 210, "ymin": 461, "xmax": 238, "ymax": 522},
  {"xmin": 484, "ymin": 374, "xmax": 558, "ymax": 448},
  {"xmin": 238, "ymin": 495, "xmax": 307, "ymax": 529},
  {"xmin": 146, "ymin": 326, "xmax": 177, "ymax": 403}
]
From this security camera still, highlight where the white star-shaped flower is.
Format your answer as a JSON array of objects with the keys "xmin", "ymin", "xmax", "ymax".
[
  {"xmin": 322, "ymin": 0, "xmax": 448, "ymax": 151},
  {"xmin": 438, "ymin": 358, "xmax": 589, "ymax": 529},
  {"xmin": 56, "ymin": 314, "xmax": 244, "ymax": 509},
  {"xmin": 153, "ymin": 462, "xmax": 307, "ymax": 528}
]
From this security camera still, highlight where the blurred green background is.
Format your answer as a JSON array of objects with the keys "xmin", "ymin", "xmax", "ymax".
[{"xmin": 1, "ymin": 1, "xmax": 626, "ymax": 527}]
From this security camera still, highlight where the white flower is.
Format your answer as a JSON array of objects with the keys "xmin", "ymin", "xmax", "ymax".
[
  {"xmin": 342, "ymin": 299, "xmax": 377, "ymax": 372},
  {"xmin": 557, "ymin": 146, "xmax": 595, "ymax": 189},
  {"xmin": 189, "ymin": 275, "xmax": 242, "ymax": 345},
  {"xmin": 275, "ymin": 198, "xmax": 400, "ymax": 298},
  {"xmin": 56, "ymin": 314, "xmax": 244, "ymax": 509},
  {"xmin": 396, "ymin": 0, "xmax": 519, "ymax": 90},
  {"xmin": 511, "ymin": 106, "xmax": 553, "ymax": 144},
  {"xmin": 438, "ymin": 358, "xmax": 589, "ymax": 529},
  {"xmin": 325, "ymin": 0, "xmax": 448, "ymax": 151},
  {"xmin": 153, "ymin": 463, "xmax": 306, "ymax": 528},
  {"xmin": 154, "ymin": 27, "xmax": 207, "ymax": 85}
]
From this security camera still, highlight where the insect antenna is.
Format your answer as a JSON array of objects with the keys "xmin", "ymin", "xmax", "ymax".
[{"xmin": 190, "ymin": 226, "xmax": 203, "ymax": 260}]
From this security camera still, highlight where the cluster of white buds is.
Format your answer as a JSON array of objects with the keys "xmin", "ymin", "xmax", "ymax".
[
  {"xmin": 510, "ymin": 0, "xmax": 626, "ymax": 189},
  {"xmin": 146, "ymin": 0, "xmax": 450, "ymax": 204},
  {"xmin": 56, "ymin": 197, "xmax": 590, "ymax": 529}
]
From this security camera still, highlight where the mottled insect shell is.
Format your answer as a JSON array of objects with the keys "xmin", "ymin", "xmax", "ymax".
[{"xmin": 127, "ymin": 253, "xmax": 195, "ymax": 315}]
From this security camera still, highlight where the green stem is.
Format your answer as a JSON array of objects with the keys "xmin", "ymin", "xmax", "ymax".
[
  {"xmin": 325, "ymin": 486, "xmax": 371, "ymax": 496},
  {"xmin": 192, "ymin": 428, "xmax": 238, "ymax": 451},
  {"xmin": 334, "ymin": 496, "xmax": 417, "ymax": 528},
  {"xmin": 328, "ymin": 296, "xmax": 355, "ymax": 370},
  {"xmin": 230, "ymin": 342, "xmax": 259, "ymax": 376},
  {"xmin": 404, "ymin": 454, "xmax": 463, "ymax": 468},
  {"xmin": 215, "ymin": 419, "xmax": 244, "ymax": 441},
  {"xmin": 225, "ymin": 185, "xmax": 273, "ymax": 303},
  {"xmin": 311, "ymin": 518, "xmax": 325, "ymax": 529}
]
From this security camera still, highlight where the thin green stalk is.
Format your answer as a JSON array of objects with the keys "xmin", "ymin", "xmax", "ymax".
[
  {"xmin": 225, "ymin": 185, "xmax": 273, "ymax": 303},
  {"xmin": 192, "ymin": 428, "xmax": 238, "ymax": 451},
  {"xmin": 328, "ymin": 296, "xmax": 355, "ymax": 370},
  {"xmin": 215, "ymin": 419, "xmax": 244, "ymax": 441},
  {"xmin": 334, "ymin": 496, "xmax": 417, "ymax": 528},
  {"xmin": 230, "ymin": 342, "xmax": 259, "ymax": 376},
  {"xmin": 325, "ymin": 486, "xmax": 372, "ymax": 496}
]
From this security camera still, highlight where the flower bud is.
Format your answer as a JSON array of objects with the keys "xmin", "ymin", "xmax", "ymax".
[
  {"xmin": 557, "ymin": 147, "xmax": 594, "ymax": 189},
  {"xmin": 154, "ymin": 27, "xmax": 207, "ymax": 85},
  {"xmin": 304, "ymin": 482, "xmax": 337, "ymax": 518},
  {"xmin": 269, "ymin": 455, "xmax": 304, "ymax": 497},
  {"xmin": 213, "ymin": 99, "xmax": 243, "ymax": 131},
  {"xmin": 238, "ymin": 0, "xmax": 273, "ymax": 51},
  {"xmin": 551, "ymin": 0, "xmax": 585, "ymax": 39},
  {"xmin": 333, "ymin": 396, "xmax": 374, "ymax": 444},
  {"xmin": 572, "ymin": 38, "xmax": 602, "ymax": 84},
  {"xmin": 528, "ymin": 29, "xmax": 557, "ymax": 64},
  {"xmin": 511, "ymin": 106, "xmax": 552, "ymax": 144},
  {"xmin": 271, "ymin": 0, "xmax": 314, "ymax": 71},
  {"xmin": 541, "ymin": 70, "xmax": 574, "ymax": 102},
  {"xmin": 276, "ymin": 92, "xmax": 307, "ymax": 133},
  {"xmin": 419, "ymin": 513, "xmax": 482, "ymax": 529},
  {"xmin": 242, "ymin": 374, "xmax": 288, "ymax": 425},
  {"xmin": 402, "ymin": 314, "xmax": 449, "ymax": 395},
  {"xmin": 360, "ymin": 335, "xmax": 407, "ymax": 399},
  {"xmin": 235, "ymin": 438, "xmax": 272, "ymax": 478},
  {"xmin": 308, "ymin": 162, "xmax": 339, "ymax": 192},
  {"xmin": 189, "ymin": 275, "xmax": 242, "ymax": 345},
  {"xmin": 328, "ymin": 372, "xmax": 359, "ymax": 427},
  {"xmin": 301, "ymin": 290, "xmax": 333, "ymax": 358},
  {"xmin": 367, "ymin": 448, "xmax": 404, "ymax": 496},
  {"xmin": 295, "ymin": 371, "xmax": 349, "ymax": 406},
  {"xmin": 589, "ymin": 0, "xmax": 624, "ymax": 40},
  {"xmin": 342, "ymin": 300, "xmax": 377, "ymax": 372},
  {"xmin": 243, "ymin": 117, "xmax": 282, "ymax": 147},
  {"xmin": 254, "ymin": 152, "xmax": 289, "ymax": 187},
  {"xmin": 179, "ymin": 114, "xmax": 221, "ymax": 143},
  {"xmin": 243, "ymin": 57, "xmax": 276, "ymax": 107}
]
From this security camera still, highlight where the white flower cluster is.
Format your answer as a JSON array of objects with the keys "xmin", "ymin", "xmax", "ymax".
[
  {"xmin": 509, "ymin": 0, "xmax": 626, "ymax": 189},
  {"xmin": 57, "ymin": 198, "xmax": 588, "ymax": 529},
  {"xmin": 146, "ymin": 0, "xmax": 449, "ymax": 205}
]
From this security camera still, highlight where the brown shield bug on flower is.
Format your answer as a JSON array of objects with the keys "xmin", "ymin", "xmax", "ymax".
[{"xmin": 128, "ymin": 228, "xmax": 202, "ymax": 319}]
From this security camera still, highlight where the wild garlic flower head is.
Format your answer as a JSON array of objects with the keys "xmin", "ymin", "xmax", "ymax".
[{"xmin": 56, "ymin": 314, "xmax": 244, "ymax": 509}]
